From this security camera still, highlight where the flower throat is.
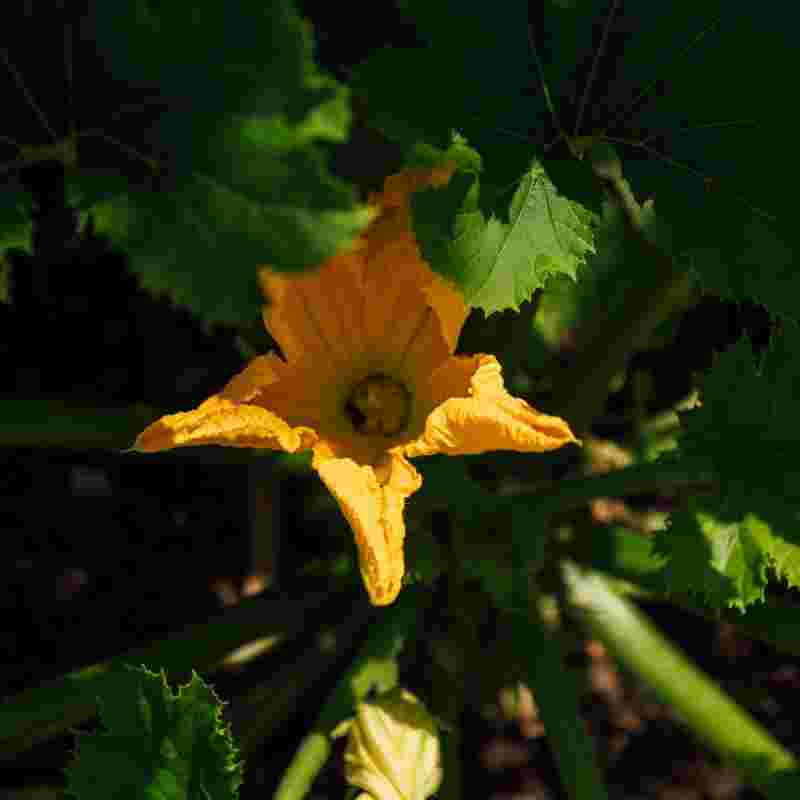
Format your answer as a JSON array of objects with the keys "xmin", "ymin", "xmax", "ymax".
[{"xmin": 346, "ymin": 375, "xmax": 411, "ymax": 437}]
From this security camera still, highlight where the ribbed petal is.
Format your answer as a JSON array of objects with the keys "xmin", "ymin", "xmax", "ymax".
[
  {"xmin": 256, "ymin": 165, "xmax": 467, "ymax": 385},
  {"xmin": 405, "ymin": 354, "xmax": 579, "ymax": 458},
  {"xmin": 343, "ymin": 689, "xmax": 442, "ymax": 800},
  {"xmin": 362, "ymin": 166, "xmax": 467, "ymax": 369},
  {"xmin": 421, "ymin": 274, "xmax": 469, "ymax": 355},
  {"xmin": 313, "ymin": 449, "xmax": 422, "ymax": 606},
  {"xmin": 259, "ymin": 250, "xmax": 368, "ymax": 368},
  {"xmin": 132, "ymin": 395, "xmax": 316, "ymax": 453},
  {"xmin": 131, "ymin": 355, "xmax": 318, "ymax": 453}
]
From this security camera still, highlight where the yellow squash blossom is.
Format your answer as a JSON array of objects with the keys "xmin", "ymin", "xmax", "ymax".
[{"xmin": 132, "ymin": 167, "xmax": 578, "ymax": 606}]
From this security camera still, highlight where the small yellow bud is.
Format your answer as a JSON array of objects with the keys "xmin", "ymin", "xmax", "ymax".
[{"xmin": 340, "ymin": 688, "xmax": 442, "ymax": 800}]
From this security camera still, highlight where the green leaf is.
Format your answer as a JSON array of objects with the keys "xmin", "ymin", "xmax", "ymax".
[
  {"xmin": 687, "ymin": 213, "xmax": 797, "ymax": 322},
  {"xmin": 412, "ymin": 159, "xmax": 594, "ymax": 314},
  {"xmin": 85, "ymin": 0, "xmax": 369, "ymax": 325},
  {"xmin": 84, "ymin": 167, "xmax": 371, "ymax": 326},
  {"xmin": 535, "ymin": 0, "xmax": 798, "ymax": 319},
  {"xmin": 583, "ymin": 525, "xmax": 668, "ymax": 594},
  {"xmin": 65, "ymin": 666, "xmax": 242, "ymax": 800},
  {"xmin": 561, "ymin": 194, "xmax": 677, "ymax": 334},
  {"xmin": 352, "ymin": 1, "xmax": 552, "ymax": 193},
  {"xmin": 654, "ymin": 502, "xmax": 771, "ymax": 611},
  {"xmin": 679, "ymin": 327, "xmax": 800, "ymax": 528},
  {"xmin": 93, "ymin": 0, "xmax": 310, "ymax": 121},
  {"xmin": 654, "ymin": 324, "xmax": 800, "ymax": 605}
]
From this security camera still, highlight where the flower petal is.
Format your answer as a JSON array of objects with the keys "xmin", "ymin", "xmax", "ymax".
[
  {"xmin": 257, "ymin": 166, "xmax": 468, "ymax": 384},
  {"xmin": 373, "ymin": 167, "xmax": 455, "ymax": 208},
  {"xmin": 364, "ymin": 166, "xmax": 468, "ymax": 364},
  {"xmin": 422, "ymin": 273, "xmax": 469, "ymax": 355},
  {"xmin": 404, "ymin": 354, "xmax": 579, "ymax": 458},
  {"xmin": 132, "ymin": 395, "xmax": 316, "ymax": 453},
  {"xmin": 259, "ymin": 251, "xmax": 368, "ymax": 367},
  {"xmin": 219, "ymin": 353, "xmax": 282, "ymax": 402},
  {"xmin": 131, "ymin": 355, "xmax": 317, "ymax": 453},
  {"xmin": 313, "ymin": 449, "xmax": 422, "ymax": 606}
]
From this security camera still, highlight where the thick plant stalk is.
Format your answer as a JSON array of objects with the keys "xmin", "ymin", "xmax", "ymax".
[
  {"xmin": 572, "ymin": 525, "xmax": 800, "ymax": 659},
  {"xmin": 0, "ymin": 585, "xmax": 344, "ymax": 760},
  {"xmin": 563, "ymin": 564, "xmax": 800, "ymax": 796},
  {"xmin": 273, "ymin": 588, "xmax": 421, "ymax": 800},
  {"xmin": 516, "ymin": 459, "xmax": 714, "ymax": 514},
  {"xmin": 546, "ymin": 152, "xmax": 692, "ymax": 434},
  {"xmin": 512, "ymin": 508, "xmax": 609, "ymax": 800},
  {"xmin": 230, "ymin": 606, "xmax": 374, "ymax": 756}
]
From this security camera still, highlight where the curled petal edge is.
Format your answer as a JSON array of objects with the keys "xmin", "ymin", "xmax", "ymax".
[
  {"xmin": 405, "ymin": 354, "xmax": 579, "ymax": 458},
  {"xmin": 131, "ymin": 395, "xmax": 317, "ymax": 453}
]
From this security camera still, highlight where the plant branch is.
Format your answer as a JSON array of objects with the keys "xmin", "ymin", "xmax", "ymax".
[
  {"xmin": 515, "ymin": 459, "xmax": 715, "ymax": 515},
  {"xmin": 545, "ymin": 151, "xmax": 693, "ymax": 434},
  {"xmin": 0, "ymin": 583, "xmax": 349, "ymax": 760},
  {"xmin": 563, "ymin": 564, "xmax": 800, "ymax": 795},
  {"xmin": 273, "ymin": 589, "xmax": 422, "ymax": 800}
]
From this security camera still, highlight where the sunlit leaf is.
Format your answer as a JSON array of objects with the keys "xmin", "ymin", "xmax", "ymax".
[
  {"xmin": 655, "ymin": 502, "xmax": 770, "ymax": 610},
  {"xmin": 413, "ymin": 159, "xmax": 594, "ymax": 314}
]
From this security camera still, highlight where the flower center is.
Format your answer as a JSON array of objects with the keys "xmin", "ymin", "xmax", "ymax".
[{"xmin": 346, "ymin": 375, "xmax": 411, "ymax": 437}]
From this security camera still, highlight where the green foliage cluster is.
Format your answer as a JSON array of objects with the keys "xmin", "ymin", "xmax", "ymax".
[
  {"xmin": 2, "ymin": 0, "xmax": 800, "ymax": 798},
  {"xmin": 656, "ymin": 326, "xmax": 800, "ymax": 608},
  {"xmin": 1, "ymin": 0, "xmax": 371, "ymax": 324}
]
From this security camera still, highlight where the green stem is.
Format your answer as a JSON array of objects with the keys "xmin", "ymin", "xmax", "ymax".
[
  {"xmin": 573, "ymin": 525, "xmax": 800, "ymax": 658},
  {"xmin": 273, "ymin": 589, "xmax": 421, "ymax": 800},
  {"xmin": 517, "ymin": 459, "xmax": 714, "ymax": 514},
  {"xmin": 0, "ymin": 584, "xmax": 345, "ymax": 760},
  {"xmin": 545, "ymin": 160, "xmax": 693, "ymax": 434},
  {"xmin": 0, "ymin": 396, "xmax": 270, "ymax": 462},
  {"xmin": 231, "ymin": 607, "xmax": 374, "ymax": 756},
  {"xmin": 512, "ymin": 510, "xmax": 609, "ymax": 800},
  {"xmin": 563, "ymin": 564, "xmax": 800, "ymax": 795}
]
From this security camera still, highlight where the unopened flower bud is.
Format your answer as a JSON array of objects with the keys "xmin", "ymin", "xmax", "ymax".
[{"xmin": 339, "ymin": 688, "xmax": 442, "ymax": 800}]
